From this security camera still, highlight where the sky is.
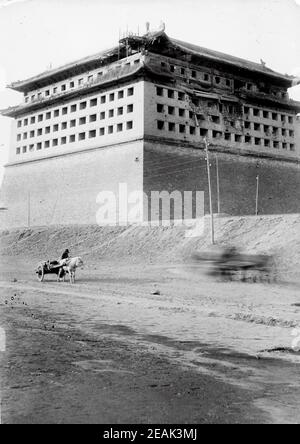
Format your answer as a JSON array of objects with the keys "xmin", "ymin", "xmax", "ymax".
[{"xmin": 0, "ymin": 0, "xmax": 300, "ymax": 185}]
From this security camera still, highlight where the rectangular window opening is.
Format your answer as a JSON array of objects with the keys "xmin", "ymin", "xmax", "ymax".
[
  {"xmin": 255, "ymin": 138, "xmax": 261, "ymax": 146},
  {"xmin": 168, "ymin": 122, "xmax": 175, "ymax": 132},
  {"xmin": 157, "ymin": 120, "xmax": 164, "ymax": 130},
  {"xmin": 211, "ymin": 115, "xmax": 220, "ymax": 124},
  {"xmin": 156, "ymin": 87, "xmax": 163, "ymax": 96}
]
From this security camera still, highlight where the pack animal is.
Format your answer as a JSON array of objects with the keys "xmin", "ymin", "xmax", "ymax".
[{"xmin": 59, "ymin": 257, "xmax": 84, "ymax": 284}]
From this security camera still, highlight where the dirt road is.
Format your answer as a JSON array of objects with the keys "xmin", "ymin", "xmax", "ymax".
[{"xmin": 0, "ymin": 255, "xmax": 300, "ymax": 424}]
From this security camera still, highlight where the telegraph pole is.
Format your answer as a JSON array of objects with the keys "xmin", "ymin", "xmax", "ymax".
[
  {"xmin": 27, "ymin": 191, "xmax": 31, "ymax": 228},
  {"xmin": 215, "ymin": 154, "xmax": 221, "ymax": 214},
  {"xmin": 191, "ymin": 99, "xmax": 215, "ymax": 244},
  {"xmin": 204, "ymin": 138, "xmax": 215, "ymax": 244},
  {"xmin": 255, "ymin": 161, "xmax": 260, "ymax": 216},
  {"xmin": 255, "ymin": 174, "xmax": 259, "ymax": 216}
]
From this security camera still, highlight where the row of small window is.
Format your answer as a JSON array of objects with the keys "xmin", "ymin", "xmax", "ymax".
[
  {"xmin": 156, "ymin": 87, "xmax": 186, "ymax": 101},
  {"xmin": 244, "ymin": 107, "xmax": 294, "ymax": 124},
  {"xmin": 157, "ymin": 104, "xmax": 236, "ymax": 125},
  {"xmin": 17, "ymin": 106, "xmax": 134, "ymax": 140},
  {"xmin": 244, "ymin": 122, "xmax": 294, "ymax": 137},
  {"xmin": 157, "ymin": 120, "xmax": 209, "ymax": 134},
  {"xmin": 161, "ymin": 62, "xmax": 214, "ymax": 83},
  {"xmin": 24, "ymin": 77, "xmax": 99, "ymax": 102},
  {"xmin": 223, "ymin": 133, "xmax": 295, "ymax": 150},
  {"xmin": 155, "ymin": 88, "xmax": 294, "ymax": 124},
  {"xmin": 156, "ymin": 105, "xmax": 295, "ymax": 137},
  {"xmin": 159, "ymin": 62, "xmax": 240, "ymax": 89},
  {"xmin": 156, "ymin": 121, "xmax": 295, "ymax": 149},
  {"xmin": 20, "ymin": 88, "xmax": 134, "ymax": 122},
  {"xmin": 227, "ymin": 134, "xmax": 295, "ymax": 150},
  {"xmin": 158, "ymin": 63, "xmax": 288, "ymax": 97},
  {"xmin": 24, "ymin": 64, "xmax": 138, "ymax": 102},
  {"xmin": 16, "ymin": 122, "xmax": 134, "ymax": 154}
]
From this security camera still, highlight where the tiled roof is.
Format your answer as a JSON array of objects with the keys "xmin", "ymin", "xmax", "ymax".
[{"xmin": 8, "ymin": 32, "xmax": 295, "ymax": 92}]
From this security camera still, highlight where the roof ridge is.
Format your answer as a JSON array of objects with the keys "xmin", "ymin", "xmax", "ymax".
[{"xmin": 168, "ymin": 36, "xmax": 292, "ymax": 80}]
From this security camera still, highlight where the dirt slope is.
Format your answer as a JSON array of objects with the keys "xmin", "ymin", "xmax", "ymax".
[{"xmin": 0, "ymin": 214, "xmax": 299, "ymax": 279}]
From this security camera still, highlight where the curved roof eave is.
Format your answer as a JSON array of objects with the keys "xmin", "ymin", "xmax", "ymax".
[
  {"xmin": 9, "ymin": 44, "xmax": 120, "ymax": 93},
  {"xmin": 1, "ymin": 63, "xmax": 145, "ymax": 117},
  {"xmin": 168, "ymin": 37, "xmax": 294, "ymax": 84}
]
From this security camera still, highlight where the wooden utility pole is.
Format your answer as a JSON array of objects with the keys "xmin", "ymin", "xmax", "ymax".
[
  {"xmin": 255, "ymin": 161, "xmax": 260, "ymax": 216},
  {"xmin": 27, "ymin": 191, "xmax": 31, "ymax": 228},
  {"xmin": 191, "ymin": 101, "xmax": 215, "ymax": 244},
  {"xmin": 255, "ymin": 174, "xmax": 259, "ymax": 216},
  {"xmin": 204, "ymin": 138, "xmax": 215, "ymax": 244},
  {"xmin": 215, "ymin": 154, "xmax": 221, "ymax": 214}
]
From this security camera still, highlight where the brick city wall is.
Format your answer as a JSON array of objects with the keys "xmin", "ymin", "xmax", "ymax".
[
  {"xmin": 0, "ymin": 141, "xmax": 143, "ymax": 229},
  {"xmin": 1, "ymin": 137, "xmax": 299, "ymax": 230},
  {"xmin": 143, "ymin": 140, "xmax": 300, "ymax": 218}
]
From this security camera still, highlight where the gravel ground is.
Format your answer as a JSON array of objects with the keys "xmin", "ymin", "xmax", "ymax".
[{"xmin": 0, "ymin": 255, "xmax": 300, "ymax": 424}]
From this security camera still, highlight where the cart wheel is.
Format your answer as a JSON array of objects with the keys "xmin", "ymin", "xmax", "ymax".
[{"xmin": 37, "ymin": 266, "xmax": 44, "ymax": 282}]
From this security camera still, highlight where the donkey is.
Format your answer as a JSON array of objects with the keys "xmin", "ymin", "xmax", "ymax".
[{"xmin": 59, "ymin": 257, "xmax": 84, "ymax": 284}]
